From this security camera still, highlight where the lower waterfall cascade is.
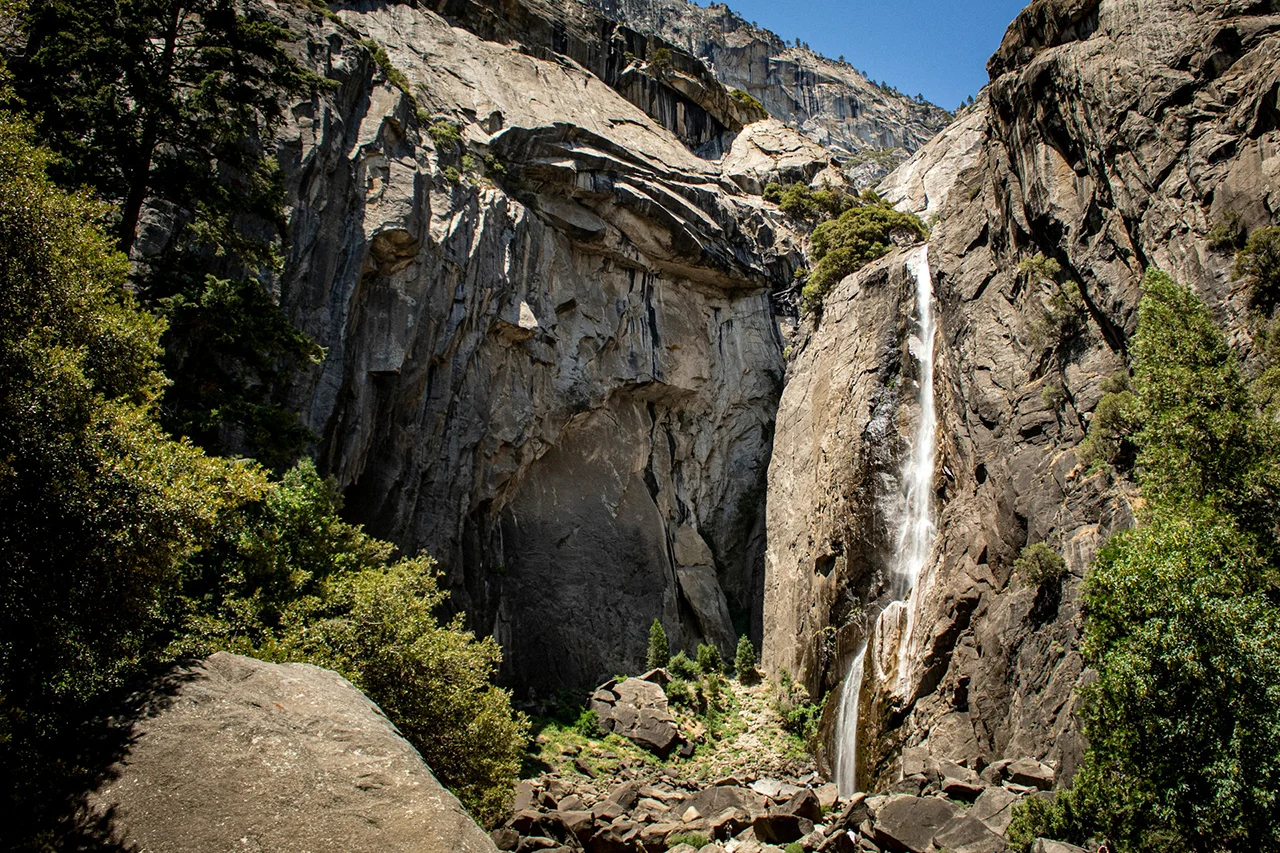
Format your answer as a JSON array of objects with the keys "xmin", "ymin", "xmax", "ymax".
[{"xmin": 834, "ymin": 245, "xmax": 939, "ymax": 794}]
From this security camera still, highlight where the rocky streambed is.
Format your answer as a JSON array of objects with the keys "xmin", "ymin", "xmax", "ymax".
[{"xmin": 496, "ymin": 670, "xmax": 1074, "ymax": 853}]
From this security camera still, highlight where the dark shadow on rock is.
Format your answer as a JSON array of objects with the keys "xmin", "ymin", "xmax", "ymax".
[{"xmin": 5, "ymin": 662, "xmax": 201, "ymax": 852}]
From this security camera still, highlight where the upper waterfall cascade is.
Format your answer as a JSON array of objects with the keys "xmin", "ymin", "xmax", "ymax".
[{"xmin": 834, "ymin": 245, "xmax": 939, "ymax": 794}]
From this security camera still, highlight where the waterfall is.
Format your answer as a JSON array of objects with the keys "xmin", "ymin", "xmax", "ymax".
[
  {"xmin": 833, "ymin": 643, "xmax": 866, "ymax": 792},
  {"xmin": 833, "ymin": 245, "xmax": 938, "ymax": 794}
]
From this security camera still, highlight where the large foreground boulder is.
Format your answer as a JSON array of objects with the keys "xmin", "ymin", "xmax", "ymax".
[{"xmin": 88, "ymin": 652, "xmax": 497, "ymax": 853}]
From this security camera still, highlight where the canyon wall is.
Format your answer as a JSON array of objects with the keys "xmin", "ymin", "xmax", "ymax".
[
  {"xmin": 764, "ymin": 0, "xmax": 1280, "ymax": 787},
  {"xmin": 261, "ymin": 0, "xmax": 839, "ymax": 693},
  {"xmin": 251, "ymin": 0, "xmax": 1280, "ymax": 788}
]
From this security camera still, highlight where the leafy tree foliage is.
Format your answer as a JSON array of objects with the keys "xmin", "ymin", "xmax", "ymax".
[
  {"xmin": 802, "ymin": 196, "xmax": 926, "ymax": 311},
  {"xmin": 0, "ymin": 102, "xmax": 255, "ymax": 840},
  {"xmin": 696, "ymin": 642, "xmax": 724, "ymax": 676},
  {"xmin": 168, "ymin": 458, "xmax": 529, "ymax": 827},
  {"xmin": 272, "ymin": 557, "xmax": 529, "ymax": 828},
  {"xmin": 1130, "ymin": 271, "xmax": 1280, "ymax": 535},
  {"xmin": 11, "ymin": 0, "xmax": 325, "ymax": 465},
  {"xmin": 1014, "ymin": 542, "xmax": 1068, "ymax": 586},
  {"xmin": 668, "ymin": 650, "xmax": 698, "ymax": 680},
  {"xmin": 1236, "ymin": 226, "xmax": 1280, "ymax": 315},
  {"xmin": 0, "ymin": 102, "xmax": 526, "ymax": 840},
  {"xmin": 1011, "ymin": 270, "xmax": 1280, "ymax": 853},
  {"xmin": 1078, "ymin": 372, "xmax": 1138, "ymax": 470},
  {"xmin": 763, "ymin": 180, "xmax": 860, "ymax": 222}
]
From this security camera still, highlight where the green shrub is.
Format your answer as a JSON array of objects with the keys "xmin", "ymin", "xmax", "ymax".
[
  {"xmin": 696, "ymin": 643, "xmax": 723, "ymax": 675},
  {"xmin": 774, "ymin": 672, "xmax": 822, "ymax": 742},
  {"xmin": 1014, "ymin": 542, "xmax": 1068, "ymax": 586},
  {"xmin": 443, "ymin": 165, "xmax": 461, "ymax": 184},
  {"xmin": 647, "ymin": 618, "xmax": 670, "ymax": 670},
  {"xmin": 802, "ymin": 199, "xmax": 927, "ymax": 311},
  {"xmin": 1040, "ymin": 382, "xmax": 1068, "ymax": 410},
  {"xmin": 429, "ymin": 119, "xmax": 463, "ymax": 148},
  {"xmin": 1207, "ymin": 210, "xmax": 1244, "ymax": 252},
  {"xmin": 784, "ymin": 844, "xmax": 805, "ymax": 853},
  {"xmin": 1018, "ymin": 252, "xmax": 1063, "ymax": 283},
  {"xmin": 1078, "ymin": 375, "xmax": 1139, "ymax": 470},
  {"xmin": 777, "ymin": 181, "xmax": 857, "ymax": 221},
  {"xmin": 1235, "ymin": 225, "xmax": 1280, "ymax": 315},
  {"xmin": 734, "ymin": 635, "xmax": 758, "ymax": 680},
  {"xmin": 484, "ymin": 153, "xmax": 507, "ymax": 177},
  {"xmin": 461, "ymin": 153, "xmax": 478, "ymax": 173},
  {"xmin": 649, "ymin": 47, "xmax": 672, "ymax": 73},
  {"xmin": 665, "ymin": 675, "xmax": 704, "ymax": 713},
  {"xmin": 667, "ymin": 831, "xmax": 710, "ymax": 849},
  {"xmin": 172, "ymin": 460, "xmax": 529, "ymax": 827},
  {"xmin": 1031, "ymin": 280, "xmax": 1088, "ymax": 353},
  {"xmin": 360, "ymin": 39, "xmax": 414, "ymax": 101},
  {"xmin": 762, "ymin": 181, "xmax": 785, "ymax": 203},
  {"xmin": 728, "ymin": 87, "xmax": 766, "ymax": 116},
  {"xmin": 668, "ymin": 650, "xmax": 698, "ymax": 680},
  {"xmin": 573, "ymin": 708, "xmax": 600, "ymax": 738},
  {"xmin": 280, "ymin": 560, "xmax": 529, "ymax": 828}
]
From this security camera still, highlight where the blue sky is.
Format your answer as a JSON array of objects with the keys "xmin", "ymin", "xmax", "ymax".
[{"xmin": 705, "ymin": 0, "xmax": 1029, "ymax": 111}]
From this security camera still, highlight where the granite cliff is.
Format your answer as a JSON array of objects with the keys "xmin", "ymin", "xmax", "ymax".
[
  {"xmin": 247, "ymin": 0, "xmax": 1280, "ymax": 795},
  {"xmin": 764, "ymin": 0, "xmax": 1280, "ymax": 790},
  {"xmin": 260, "ymin": 0, "xmax": 839, "ymax": 693},
  {"xmin": 588, "ymin": 0, "xmax": 953, "ymax": 169}
]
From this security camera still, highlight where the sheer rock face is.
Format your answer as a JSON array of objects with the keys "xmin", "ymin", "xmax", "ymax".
[
  {"xmin": 260, "ymin": 0, "xmax": 829, "ymax": 692},
  {"xmin": 764, "ymin": 0, "xmax": 1280, "ymax": 787},
  {"xmin": 87, "ymin": 653, "xmax": 498, "ymax": 853},
  {"xmin": 586, "ymin": 0, "xmax": 953, "ymax": 156}
]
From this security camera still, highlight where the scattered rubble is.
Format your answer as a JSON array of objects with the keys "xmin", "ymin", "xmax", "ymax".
[{"xmin": 502, "ymin": 672, "xmax": 1069, "ymax": 853}]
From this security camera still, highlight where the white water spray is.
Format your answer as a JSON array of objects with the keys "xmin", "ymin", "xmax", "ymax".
[{"xmin": 834, "ymin": 245, "xmax": 938, "ymax": 794}]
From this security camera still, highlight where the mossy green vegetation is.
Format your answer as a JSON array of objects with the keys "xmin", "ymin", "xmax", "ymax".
[
  {"xmin": 728, "ymin": 87, "xmax": 766, "ymax": 117},
  {"xmin": 526, "ymin": 648, "xmax": 813, "ymax": 790},
  {"xmin": 429, "ymin": 119, "xmax": 464, "ymax": 148},
  {"xmin": 1010, "ymin": 269, "xmax": 1280, "ymax": 853},
  {"xmin": 360, "ymin": 37, "xmax": 422, "ymax": 113}
]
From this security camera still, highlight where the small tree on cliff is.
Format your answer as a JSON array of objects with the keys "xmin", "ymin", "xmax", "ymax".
[{"xmin": 647, "ymin": 618, "xmax": 669, "ymax": 670}]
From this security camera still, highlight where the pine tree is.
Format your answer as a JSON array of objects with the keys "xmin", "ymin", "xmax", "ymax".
[
  {"xmin": 11, "ymin": 0, "xmax": 325, "ymax": 466},
  {"xmin": 734, "ymin": 635, "xmax": 757, "ymax": 680},
  {"xmin": 647, "ymin": 618, "xmax": 669, "ymax": 669}
]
